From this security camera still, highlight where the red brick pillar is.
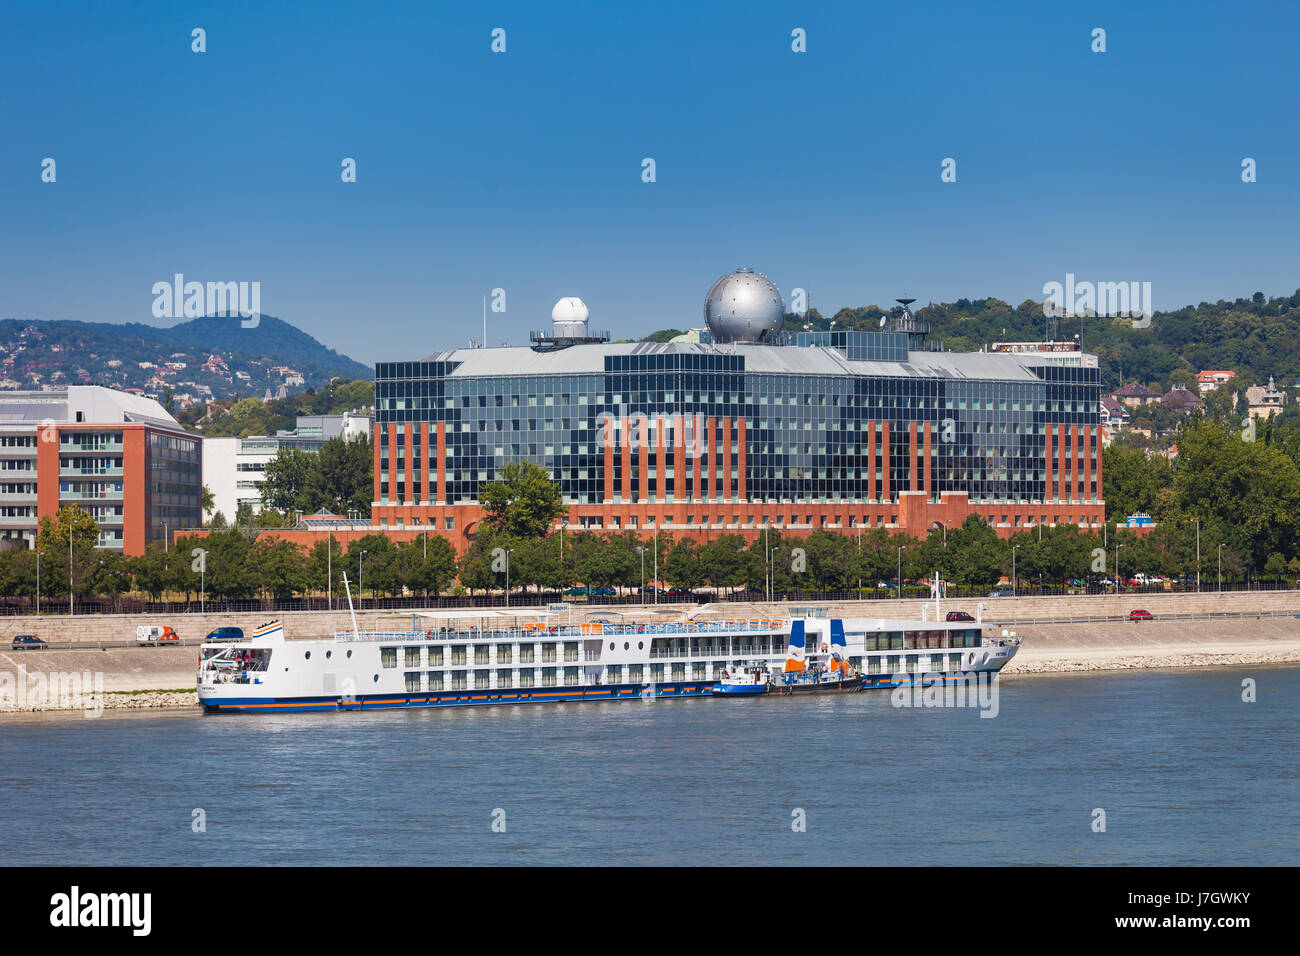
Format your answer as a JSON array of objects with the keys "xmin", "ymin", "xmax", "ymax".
[
  {"xmin": 922, "ymin": 421, "xmax": 932, "ymax": 500},
  {"xmin": 603, "ymin": 417, "xmax": 615, "ymax": 504},
  {"xmin": 621, "ymin": 419, "xmax": 632, "ymax": 503},
  {"xmin": 372, "ymin": 423, "xmax": 383, "ymax": 503},
  {"xmin": 403, "ymin": 424, "xmax": 413, "ymax": 503},
  {"xmin": 881, "ymin": 421, "xmax": 891, "ymax": 503},
  {"xmin": 737, "ymin": 416, "xmax": 747, "ymax": 502},
  {"xmin": 435, "ymin": 422, "xmax": 446, "ymax": 505},
  {"xmin": 721, "ymin": 417, "xmax": 732, "ymax": 500},
  {"xmin": 908, "ymin": 421, "xmax": 918, "ymax": 492},
  {"xmin": 420, "ymin": 423, "xmax": 430, "ymax": 503},
  {"xmin": 707, "ymin": 417, "xmax": 717, "ymax": 502},
  {"xmin": 1044, "ymin": 425, "xmax": 1053, "ymax": 503}
]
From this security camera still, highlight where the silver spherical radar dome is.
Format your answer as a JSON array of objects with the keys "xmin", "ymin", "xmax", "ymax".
[{"xmin": 703, "ymin": 268, "xmax": 785, "ymax": 343}]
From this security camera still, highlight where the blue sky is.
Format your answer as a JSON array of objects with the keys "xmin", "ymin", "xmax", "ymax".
[{"xmin": 2, "ymin": 0, "xmax": 1296, "ymax": 365}]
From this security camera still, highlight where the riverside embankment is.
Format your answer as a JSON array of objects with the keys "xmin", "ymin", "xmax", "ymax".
[{"xmin": 3, "ymin": 590, "xmax": 1299, "ymax": 713}]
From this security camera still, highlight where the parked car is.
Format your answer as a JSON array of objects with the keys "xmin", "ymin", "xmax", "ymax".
[
  {"xmin": 945, "ymin": 611, "xmax": 975, "ymax": 622},
  {"xmin": 1129, "ymin": 609, "xmax": 1153, "ymax": 622},
  {"xmin": 988, "ymin": 587, "xmax": 1015, "ymax": 598},
  {"xmin": 136, "ymin": 625, "xmax": 180, "ymax": 646},
  {"xmin": 11, "ymin": 634, "xmax": 46, "ymax": 650},
  {"xmin": 205, "ymin": 626, "xmax": 244, "ymax": 642}
]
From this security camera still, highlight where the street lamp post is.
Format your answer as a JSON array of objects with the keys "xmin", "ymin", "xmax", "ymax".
[
  {"xmin": 1218, "ymin": 544, "xmax": 1225, "ymax": 591},
  {"xmin": 1116, "ymin": 542, "xmax": 1124, "ymax": 592},
  {"xmin": 358, "ymin": 550, "xmax": 368, "ymax": 609},
  {"xmin": 1012, "ymin": 544, "xmax": 1019, "ymax": 597},
  {"xmin": 897, "ymin": 545, "xmax": 903, "ymax": 600},
  {"xmin": 856, "ymin": 521, "xmax": 862, "ymax": 594},
  {"xmin": 653, "ymin": 529, "xmax": 659, "ymax": 606},
  {"xmin": 768, "ymin": 546, "xmax": 782, "ymax": 602},
  {"xmin": 505, "ymin": 548, "xmax": 515, "ymax": 608},
  {"xmin": 35, "ymin": 547, "xmax": 40, "ymax": 616},
  {"xmin": 638, "ymin": 546, "xmax": 645, "ymax": 599},
  {"xmin": 1191, "ymin": 518, "xmax": 1200, "ymax": 592}
]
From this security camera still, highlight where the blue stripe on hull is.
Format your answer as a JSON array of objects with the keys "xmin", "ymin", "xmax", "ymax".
[
  {"xmin": 201, "ymin": 671, "xmax": 1000, "ymax": 713},
  {"xmin": 202, "ymin": 681, "xmax": 717, "ymax": 714}
]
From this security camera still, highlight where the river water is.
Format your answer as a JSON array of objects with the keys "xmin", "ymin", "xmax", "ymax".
[{"xmin": 1, "ymin": 665, "xmax": 1295, "ymax": 865}]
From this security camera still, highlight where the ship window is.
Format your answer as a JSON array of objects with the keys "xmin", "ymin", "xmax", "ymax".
[
  {"xmin": 304, "ymin": 651, "xmax": 311, "ymax": 660},
  {"xmin": 373, "ymin": 674, "xmax": 379, "ymax": 682},
  {"xmin": 346, "ymin": 650, "xmax": 352, "ymax": 658},
  {"xmin": 325, "ymin": 650, "xmax": 332, "ymax": 659},
  {"xmin": 624, "ymin": 642, "xmax": 629, "ymax": 650},
  {"xmin": 380, "ymin": 647, "xmax": 398, "ymax": 669}
]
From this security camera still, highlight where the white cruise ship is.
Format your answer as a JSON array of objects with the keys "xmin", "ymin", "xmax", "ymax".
[{"xmin": 198, "ymin": 598, "xmax": 1019, "ymax": 714}]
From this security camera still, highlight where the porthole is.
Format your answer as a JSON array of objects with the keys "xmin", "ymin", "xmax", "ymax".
[
  {"xmin": 325, "ymin": 650, "xmax": 332, "ymax": 659},
  {"xmin": 638, "ymin": 641, "xmax": 644, "ymax": 650},
  {"xmin": 305, "ymin": 651, "xmax": 311, "ymax": 660},
  {"xmin": 624, "ymin": 642, "xmax": 630, "ymax": 650},
  {"xmin": 609, "ymin": 642, "xmax": 615, "ymax": 650},
  {"xmin": 373, "ymin": 674, "xmax": 379, "ymax": 683},
  {"xmin": 346, "ymin": 650, "xmax": 352, "ymax": 658}
]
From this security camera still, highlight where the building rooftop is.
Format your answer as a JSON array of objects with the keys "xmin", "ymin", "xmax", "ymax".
[
  {"xmin": 418, "ymin": 340, "xmax": 1062, "ymax": 384},
  {"xmin": 0, "ymin": 385, "xmax": 183, "ymax": 431}
]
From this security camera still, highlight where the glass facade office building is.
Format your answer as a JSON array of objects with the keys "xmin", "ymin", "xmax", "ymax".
[{"xmin": 373, "ymin": 326, "xmax": 1104, "ymax": 550}]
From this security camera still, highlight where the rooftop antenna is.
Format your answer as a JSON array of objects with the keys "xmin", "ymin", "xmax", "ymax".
[
  {"xmin": 895, "ymin": 298, "xmax": 917, "ymax": 333},
  {"xmin": 482, "ymin": 295, "xmax": 487, "ymax": 349}
]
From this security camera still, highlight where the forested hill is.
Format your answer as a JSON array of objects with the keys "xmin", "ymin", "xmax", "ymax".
[
  {"xmin": 795, "ymin": 290, "xmax": 1300, "ymax": 393},
  {"xmin": 0, "ymin": 314, "xmax": 371, "ymax": 401}
]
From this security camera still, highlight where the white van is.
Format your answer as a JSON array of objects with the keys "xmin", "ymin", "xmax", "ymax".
[{"xmin": 136, "ymin": 625, "xmax": 179, "ymax": 646}]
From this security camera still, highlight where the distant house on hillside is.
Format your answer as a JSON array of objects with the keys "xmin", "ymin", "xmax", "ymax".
[
  {"xmin": 1245, "ymin": 376, "xmax": 1284, "ymax": 419},
  {"xmin": 1196, "ymin": 369, "xmax": 1235, "ymax": 395},
  {"xmin": 1113, "ymin": 382, "xmax": 1161, "ymax": 408},
  {"xmin": 1099, "ymin": 396, "xmax": 1130, "ymax": 430},
  {"xmin": 1162, "ymin": 384, "xmax": 1205, "ymax": 414}
]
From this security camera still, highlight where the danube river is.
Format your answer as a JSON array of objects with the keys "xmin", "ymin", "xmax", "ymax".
[{"xmin": 1, "ymin": 666, "xmax": 1295, "ymax": 866}]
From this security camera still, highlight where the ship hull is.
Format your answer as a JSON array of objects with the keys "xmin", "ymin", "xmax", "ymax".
[
  {"xmin": 201, "ymin": 680, "xmax": 717, "ymax": 714},
  {"xmin": 202, "ymin": 669, "xmax": 1006, "ymax": 713}
]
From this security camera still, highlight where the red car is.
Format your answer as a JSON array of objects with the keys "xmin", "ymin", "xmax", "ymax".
[
  {"xmin": 945, "ymin": 611, "xmax": 975, "ymax": 622},
  {"xmin": 1129, "ymin": 609, "xmax": 1153, "ymax": 621}
]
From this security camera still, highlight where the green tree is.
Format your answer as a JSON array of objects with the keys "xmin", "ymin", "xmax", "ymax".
[
  {"xmin": 662, "ymin": 536, "xmax": 706, "ymax": 592},
  {"xmin": 36, "ymin": 505, "xmax": 100, "ymax": 603},
  {"xmin": 478, "ymin": 461, "xmax": 565, "ymax": 538},
  {"xmin": 412, "ymin": 534, "xmax": 458, "ymax": 597},
  {"xmin": 253, "ymin": 539, "xmax": 307, "ymax": 599},
  {"xmin": 306, "ymin": 434, "xmax": 373, "ymax": 515},
  {"xmin": 260, "ymin": 448, "xmax": 317, "ymax": 514},
  {"xmin": 129, "ymin": 544, "xmax": 175, "ymax": 600},
  {"xmin": 345, "ymin": 534, "xmax": 400, "ymax": 598}
]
